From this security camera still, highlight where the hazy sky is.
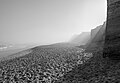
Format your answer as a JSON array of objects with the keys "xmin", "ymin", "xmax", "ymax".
[{"xmin": 0, "ymin": 0, "xmax": 107, "ymax": 45}]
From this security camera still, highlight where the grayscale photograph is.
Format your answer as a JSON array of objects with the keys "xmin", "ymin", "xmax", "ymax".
[{"xmin": 0, "ymin": 0, "xmax": 120, "ymax": 83}]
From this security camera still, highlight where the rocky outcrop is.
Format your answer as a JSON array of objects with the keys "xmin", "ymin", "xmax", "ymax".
[
  {"xmin": 70, "ymin": 22, "xmax": 106, "ymax": 51},
  {"xmin": 91, "ymin": 22, "xmax": 106, "ymax": 43},
  {"xmin": 103, "ymin": 0, "xmax": 120, "ymax": 60},
  {"xmin": 86, "ymin": 22, "xmax": 106, "ymax": 52},
  {"xmin": 91, "ymin": 25, "xmax": 102, "ymax": 41}
]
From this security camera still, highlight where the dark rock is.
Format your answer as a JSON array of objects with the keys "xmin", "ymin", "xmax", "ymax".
[{"xmin": 103, "ymin": 0, "xmax": 120, "ymax": 60}]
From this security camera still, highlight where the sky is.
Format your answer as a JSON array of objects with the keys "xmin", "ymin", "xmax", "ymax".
[{"xmin": 0, "ymin": 0, "xmax": 107, "ymax": 45}]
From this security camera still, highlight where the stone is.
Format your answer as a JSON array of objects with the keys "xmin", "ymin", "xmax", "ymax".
[{"xmin": 103, "ymin": 0, "xmax": 120, "ymax": 60}]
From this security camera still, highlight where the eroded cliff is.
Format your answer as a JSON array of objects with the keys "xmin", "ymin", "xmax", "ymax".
[
  {"xmin": 103, "ymin": 0, "xmax": 120, "ymax": 60},
  {"xmin": 86, "ymin": 22, "xmax": 106, "ymax": 52}
]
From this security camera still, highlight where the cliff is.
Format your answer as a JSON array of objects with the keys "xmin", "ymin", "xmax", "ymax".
[
  {"xmin": 56, "ymin": 0, "xmax": 120, "ymax": 82},
  {"xmin": 85, "ymin": 22, "xmax": 106, "ymax": 52},
  {"xmin": 103, "ymin": 0, "xmax": 120, "ymax": 60},
  {"xmin": 70, "ymin": 22, "xmax": 106, "ymax": 48},
  {"xmin": 91, "ymin": 22, "xmax": 106, "ymax": 43},
  {"xmin": 91, "ymin": 25, "xmax": 102, "ymax": 41}
]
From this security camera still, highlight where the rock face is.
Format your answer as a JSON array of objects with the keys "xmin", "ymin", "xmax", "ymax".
[
  {"xmin": 91, "ymin": 25, "xmax": 102, "ymax": 40},
  {"xmin": 90, "ymin": 22, "xmax": 106, "ymax": 43},
  {"xmin": 103, "ymin": 0, "xmax": 120, "ymax": 60},
  {"xmin": 86, "ymin": 22, "xmax": 106, "ymax": 52}
]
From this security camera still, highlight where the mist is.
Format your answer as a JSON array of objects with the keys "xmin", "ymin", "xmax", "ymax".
[{"xmin": 0, "ymin": 0, "xmax": 107, "ymax": 45}]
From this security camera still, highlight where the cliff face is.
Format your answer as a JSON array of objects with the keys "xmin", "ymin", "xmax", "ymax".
[
  {"xmin": 86, "ymin": 22, "xmax": 106, "ymax": 52},
  {"xmin": 103, "ymin": 0, "xmax": 120, "ymax": 60},
  {"xmin": 91, "ymin": 22, "xmax": 106, "ymax": 43},
  {"xmin": 91, "ymin": 25, "xmax": 102, "ymax": 41}
]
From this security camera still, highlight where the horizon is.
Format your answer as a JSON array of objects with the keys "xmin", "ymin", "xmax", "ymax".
[{"xmin": 0, "ymin": 0, "xmax": 107, "ymax": 45}]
